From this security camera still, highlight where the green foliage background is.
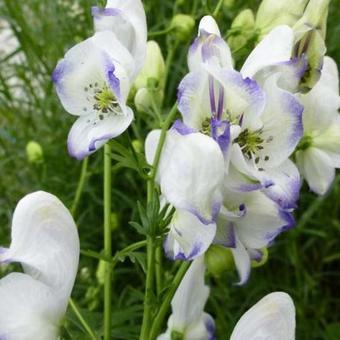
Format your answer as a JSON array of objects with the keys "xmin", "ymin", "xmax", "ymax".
[{"xmin": 1, "ymin": 0, "xmax": 340, "ymax": 339}]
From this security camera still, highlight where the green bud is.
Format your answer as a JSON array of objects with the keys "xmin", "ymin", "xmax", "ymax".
[
  {"xmin": 205, "ymin": 245, "xmax": 235, "ymax": 278},
  {"xmin": 251, "ymin": 248, "xmax": 269, "ymax": 268},
  {"xmin": 228, "ymin": 9, "xmax": 256, "ymax": 52},
  {"xmin": 170, "ymin": 14, "xmax": 195, "ymax": 42},
  {"xmin": 293, "ymin": 0, "xmax": 330, "ymax": 92},
  {"xmin": 26, "ymin": 141, "xmax": 43, "ymax": 164},
  {"xmin": 132, "ymin": 139, "xmax": 143, "ymax": 154},
  {"xmin": 255, "ymin": 0, "xmax": 308, "ymax": 36},
  {"xmin": 96, "ymin": 260, "xmax": 106, "ymax": 285},
  {"xmin": 110, "ymin": 212, "xmax": 119, "ymax": 231},
  {"xmin": 134, "ymin": 41, "xmax": 165, "ymax": 91},
  {"xmin": 223, "ymin": 0, "xmax": 235, "ymax": 9},
  {"xmin": 133, "ymin": 41, "xmax": 165, "ymax": 112}
]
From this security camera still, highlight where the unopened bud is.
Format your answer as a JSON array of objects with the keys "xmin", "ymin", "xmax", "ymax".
[
  {"xmin": 132, "ymin": 139, "xmax": 143, "ymax": 154},
  {"xmin": 96, "ymin": 260, "xmax": 106, "ymax": 285},
  {"xmin": 134, "ymin": 41, "xmax": 165, "ymax": 91},
  {"xmin": 26, "ymin": 141, "xmax": 43, "ymax": 164},
  {"xmin": 255, "ymin": 0, "xmax": 308, "ymax": 36},
  {"xmin": 205, "ymin": 245, "xmax": 234, "ymax": 278},
  {"xmin": 228, "ymin": 9, "xmax": 256, "ymax": 52},
  {"xmin": 223, "ymin": 0, "xmax": 235, "ymax": 9},
  {"xmin": 110, "ymin": 212, "xmax": 119, "ymax": 231},
  {"xmin": 170, "ymin": 14, "xmax": 195, "ymax": 42},
  {"xmin": 251, "ymin": 248, "xmax": 269, "ymax": 268},
  {"xmin": 293, "ymin": 0, "xmax": 330, "ymax": 91}
]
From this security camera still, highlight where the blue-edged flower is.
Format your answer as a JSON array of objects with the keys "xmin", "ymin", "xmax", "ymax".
[
  {"xmin": 53, "ymin": 31, "xmax": 135, "ymax": 160},
  {"xmin": 0, "ymin": 191, "xmax": 79, "ymax": 339},
  {"xmin": 157, "ymin": 257, "xmax": 215, "ymax": 340},
  {"xmin": 178, "ymin": 16, "xmax": 303, "ymax": 210},
  {"xmin": 230, "ymin": 292, "xmax": 296, "ymax": 339},
  {"xmin": 295, "ymin": 57, "xmax": 340, "ymax": 195},
  {"xmin": 145, "ymin": 123, "xmax": 224, "ymax": 260},
  {"xmin": 92, "ymin": 0, "xmax": 147, "ymax": 78},
  {"xmin": 215, "ymin": 188, "xmax": 295, "ymax": 284}
]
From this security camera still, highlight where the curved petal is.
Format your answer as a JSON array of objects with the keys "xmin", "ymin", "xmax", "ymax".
[
  {"xmin": 188, "ymin": 16, "xmax": 233, "ymax": 72},
  {"xmin": 171, "ymin": 257, "xmax": 210, "ymax": 330},
  {"xmin": 53, "ymin": 31, "xmax": 132, "ymax": 116},
  {"xmin": 204, "ymin": 65, "xmax": 265, "ymax": 130},
  {"xmin": 255, "ymin": 74, "xmax": 303, "ymax": 168},
  {"xmin": 185, "ymin": 313, "xmax": 215, "ymax": 340},
  {"xmin": 164, "ymin": 209, "xmax": 216, "ymax": 261},
  {"xmin": 263, "ymin": 159, "xmax": 301, "ymax": 209},
  {"xmin": 230, "ymin": 292, "xmax": 296, "ymax": 340},
  {"xmin": 231, "ymin": 234, "xmax": 251, "ymax": 285},
  {"xmin": 92, "ymin": 0, "xmax": 147, "ymax": 77},
  {"xmin": 67, "ymin": 106, "xmax": 133, "ymax": 160},
  {"xmin": 0, "ymin": 273, "xmax": 63, "ymax": 340},
  {"xmin": 1, "ymin": 191, "xmax": 79, "ymax": 306},
  {"xmin": 296, "ymin": 147, "xmax": 335, "ymax": 195},
  {"xmin": 241, "ymin": 25, "xmax": 294, "ymax": 78},
  {"xmin": 146, "ymin": 129, "xmax": 224, "ymax": 224},
  {"xmin": 235, "ymin": 191, "xmax": 295, "ymax": 250},
  {"xmin": 178, "ymin": 70, "xmax": 211, "ymax": 130}
]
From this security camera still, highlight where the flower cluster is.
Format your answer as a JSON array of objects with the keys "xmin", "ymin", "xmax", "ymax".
[
  {"xmin": 146, "ymin": 5, "xmax": 340, "ymax": 288},
  {"xmin": 0, "ymin": 192, "xmax": 79, "ymax": 339},
  {"xmin": 52, "ymin": 0, "xmax": 147, "ymax": 160}
]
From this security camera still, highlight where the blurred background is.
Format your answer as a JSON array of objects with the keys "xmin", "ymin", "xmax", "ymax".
[{"xmin": 1, "ymin": 0, "xmax": 340, "ymax": 339}]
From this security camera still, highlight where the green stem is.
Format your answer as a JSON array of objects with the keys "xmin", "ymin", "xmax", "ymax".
[
  {"xmin": 71, "ymin": 157, "xmax": 89, "ymax": 217},
  {"xmin": 155, "ymin": 245, "xmax": 163, "ymax": 295},
  {"xmin": 140, "ymin": 104, "xmax": 178, "ymax": 339},
  {"xmin": 69, "ymin": 298, "xmax": 98, "ymax": 340},
  {"xmin": 148, "ymin": 26, "xmax": 175, "ymax": 38},
  {"xmin": 149, "ymin": 262, "xmax": 191, "ymax": 340},
  {"xmin": 103, "ymin": 143, "xmax": 112, "ymax": 340},
  {"xmin": 213, "ymin": 0, "xmax": 224, "ymax": 17}
]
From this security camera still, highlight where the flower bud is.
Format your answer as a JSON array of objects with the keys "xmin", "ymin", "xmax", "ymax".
[
  {"xmin": 133, "ymin": 41, "xmax": 165, "ymax": 112},
  {"xmin": 26, "ymin": 141, "xmax": 43, "ymax": 164},
  {"xmin": 134, "ymin": 41, "xmax": 165, "ymax": 91},
  {"xmin": 132, "ymin": 139, "xmax": 143, "ymax": 154},
  {"xmin": 251, "ymin": 248, "xmax": 269, "ymax": 268},
  {"xmin": 170, "ymin": 14, "xmax": 195, "ymax": 42},
  {"xmin": 228, "ymin": 9, "xmax": 256, "ymax": 52},
  {"xmin": 293, "ymin": 0, "xmax": 330, "ymax": 92},
  {"xmin": 255, "ymin": 0, "xmax": 308, "ymax": 36},
  {"xmin": 205, "ymin": 245, "xmax": 234, "ymax": 278},
  {"xmin": 223, "ymin": 0, "xmax": 235, "ymax": 9},
  {"xmin": 96, "ymin": 260, "xmax": 106, "ymax": 285}
]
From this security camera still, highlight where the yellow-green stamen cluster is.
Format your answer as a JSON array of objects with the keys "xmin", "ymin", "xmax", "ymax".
[
  {"xmin": 235, "ymin": 128, "xmax": 264, "ymax": 159},
  {"xmin": 93, "ymin": 85, "xmax": 119, "ymax": 114}
]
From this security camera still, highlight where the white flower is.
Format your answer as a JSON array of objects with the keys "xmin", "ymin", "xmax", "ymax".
[
  {"xmin": 157, "ymin": 257, "xmax": 215, "ymax": 340},
  {"xmin": 53, "ymin": 31, "xmax": 135, "ymax": 159},
  {"xmin": 215, "ymin": 188, "xmax": 295, "ymax": 284},
  {"xmin": 0, "ymin": 191, "xmax": 80, "ymax": 340},
  {"xmin": 178, "ymin": 17, "xmax": 303, "ymax": 209},
  {"xmin": 92, "ymin": 0, "xmax": 147, "ymax": 78},
  {"xmin": 295, "ymin": 56, "xmax": 340, "ymax": 195},
  {"xmin": 230, "ymin": 292, "xmax": 296, "ymax": 340}
]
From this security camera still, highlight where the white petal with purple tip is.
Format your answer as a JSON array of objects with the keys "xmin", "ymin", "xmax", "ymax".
[
  {"xmin": 67, "ymin": 106, "xmax": 133, "ymax": 160},
  {"xmin": 241, "ymin": 25, "xmax": 294, "ymax": 79},
  {"xmin": 164, "ymin": 209, "xmax": 216, "ymax": 261}
]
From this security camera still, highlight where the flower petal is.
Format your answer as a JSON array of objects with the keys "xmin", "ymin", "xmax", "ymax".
[
  {"xmin": 92, "ymin": 0, "xmax": 147, "ymax": 77},
  {"xmin": 262, "ymin": 159, "xmax": 301, "ymax": 209},
  {"xmin": 53, "ymin": 31, "xmax": 133, "ymax": 116},
  {"xmin": 2, "ymin": 191, "xmax": 79, "ymax": 306},
  {"xmin": 171, "ymin": 257, "xmax": 210, "ymax": 330},
  {"xmin": 230, "ymin": 292, "xmax": 296, "ymax": 340},
  {"xmin": 164, "ymin": 209, "xmax": 216, "ymax": 261},
  {"xmin": 67, "ymin": 106, "xmax": 133, "ymax": 160},
  {"xmin": 255, "ymin": 74, "xmax": 303, "ymax": 168},
  {"xmin": 0, "ymin": 273, "xmax": 63, "ymax": 340},
  {"xmin": 188, "ymin": 16, "xmax": 233, "ymax": 72},
  {"xmin": 241, "ymin": 25, "xmax": 294, "ymax": 78},
  {"xmin": 145, "ymin": 129, "xmax": 224, "ymax": 224},
  {"xmin": 296, "ymin": 147, "xmax": 335, "ymax": 195}
]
